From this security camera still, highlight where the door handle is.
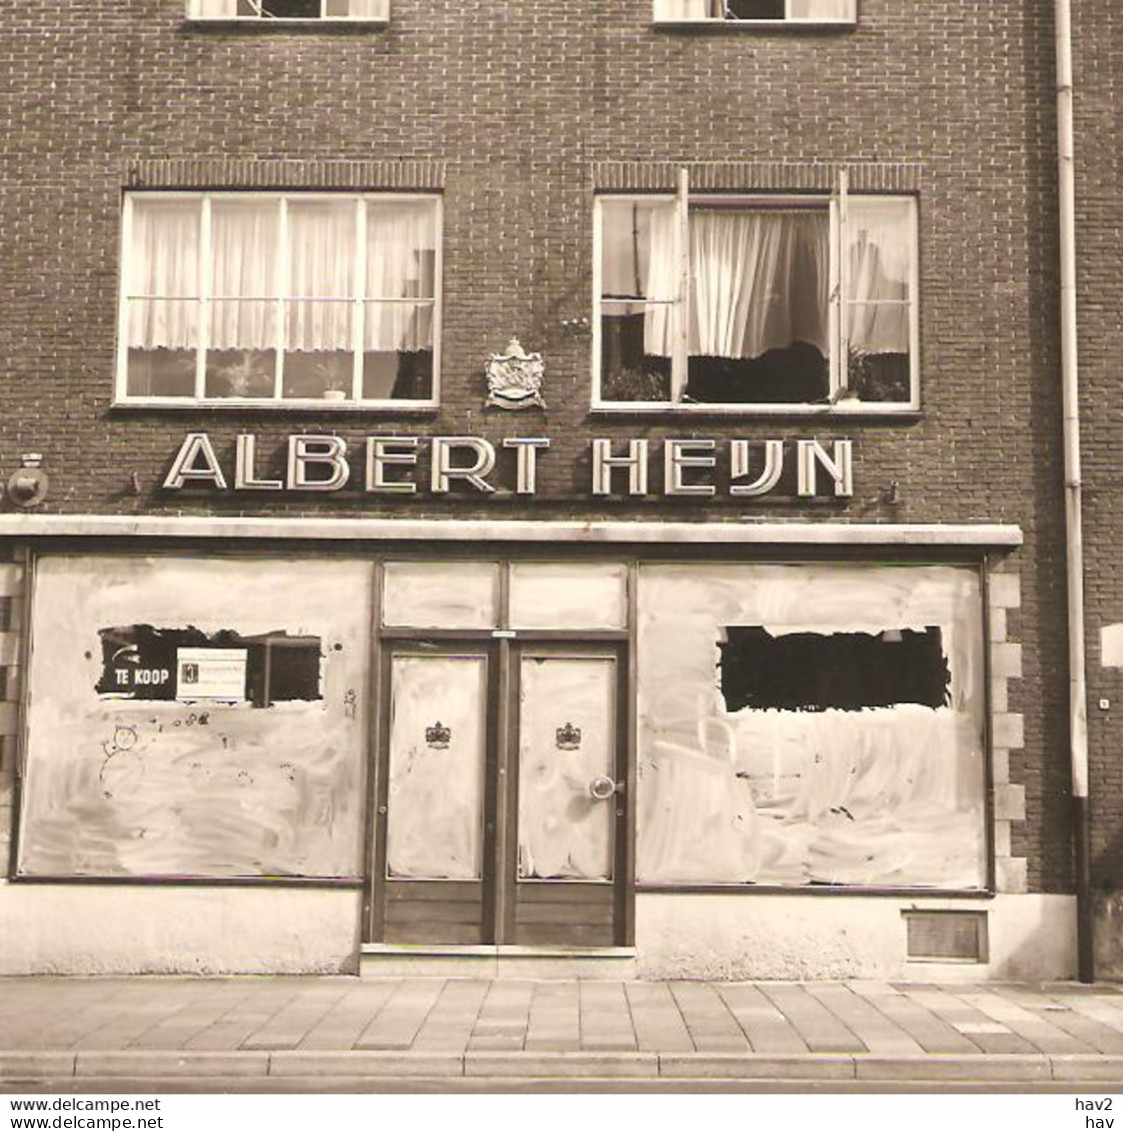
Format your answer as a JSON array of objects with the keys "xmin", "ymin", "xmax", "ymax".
[{"xmin": 589, "ymin": 775, "xmax": 623, "ymax": 800}]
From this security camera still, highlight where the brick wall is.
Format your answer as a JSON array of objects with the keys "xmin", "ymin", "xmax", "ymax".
[{"xmin": 0, "ymin": 1, "xmax": 1073, "ymax": 891}]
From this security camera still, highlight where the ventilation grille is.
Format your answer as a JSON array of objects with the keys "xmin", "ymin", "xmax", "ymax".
[{"xmin": 904, "ymin": 911, "xmax": 988, "ymax": 963}]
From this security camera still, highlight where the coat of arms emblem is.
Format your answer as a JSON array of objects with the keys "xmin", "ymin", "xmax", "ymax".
[{"xmin": 486, "ymin": 338, "xmax": 545, "ymax": 410}]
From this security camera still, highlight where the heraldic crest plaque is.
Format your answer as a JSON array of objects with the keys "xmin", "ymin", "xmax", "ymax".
[{"xmin": 486, "ymin": 337, "xmax": 546, "ymax": 410}]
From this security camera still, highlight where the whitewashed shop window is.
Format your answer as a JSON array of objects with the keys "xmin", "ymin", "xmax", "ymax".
[
  {"xmin": 117, "ymin": 192, "xmax": 439, "ymax": 406},
  {"xmin": 653, "ymin": 0, "xmax": 855, "ymax": 24},
  {"xmin": 636, "ymin": 563, "xmax": 987, "ymax": 890},
  {"xmin": 593, "ymin": 181, "xmax": 917, "ymax": 413},
  {"xmin": 187, "ymin": 0, "xmax": 388, "ymax": 21}
]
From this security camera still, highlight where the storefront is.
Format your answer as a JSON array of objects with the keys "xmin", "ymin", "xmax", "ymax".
[{"xmin": 0, "ymin": 514, "xmax": 1074, "ymax": 979}]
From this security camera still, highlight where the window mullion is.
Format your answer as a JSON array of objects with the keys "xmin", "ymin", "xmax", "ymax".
[
  {"xmin": 197, "ymin": 195, "xmax": 212, "ymax": 401},
  {"xmin": 353, "ymin": 198, "xmax": 366, "ymax": 402},
  {"xmin": 836, "ymin": 167, "xmax": 849, "ymax": 397},
  {"xmin": 275, "ymin": 196, "xmax": 288, "ymax": 401},
  {"xmin": 672, "ymin": 166, "xmax": 690, "ymax": 403}
]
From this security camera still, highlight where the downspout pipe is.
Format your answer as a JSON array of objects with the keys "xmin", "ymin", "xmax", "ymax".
[{"xmin": 1054, "ymin": 0, "xmax": 1094, "ymax": 982}]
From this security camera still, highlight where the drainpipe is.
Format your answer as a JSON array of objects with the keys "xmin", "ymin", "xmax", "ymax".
[{"xmin": 1054, "ymin": 0, "xmax": 1094, "ymax": 982}]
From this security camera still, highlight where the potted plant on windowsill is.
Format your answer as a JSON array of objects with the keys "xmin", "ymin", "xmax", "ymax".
[{"xmin": 314, "ymin": 356, "xmax": 351, "ymax": 402}]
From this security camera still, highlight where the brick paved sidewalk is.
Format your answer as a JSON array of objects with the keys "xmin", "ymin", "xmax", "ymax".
[{"xmin": 3, "ymin": 978, "xmax": 1123, "ymax": 1083}]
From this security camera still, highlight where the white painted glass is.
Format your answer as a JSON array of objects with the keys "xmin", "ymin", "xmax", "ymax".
[
  {"xmin": 382, "ymin": 561, "xmax": 500, "ymax": 629},
  {"xmin": 387, "ymin": 654, "xmax": 486, "ymax": 880},
  {"xmin": 635, "ymin": 563, "xmax": 988, "ymax": 889},
  {"xmin": 508, "ymin": 562, "xmax": 627, "ymax": 630},
  {"xmin": 16, "ymin": 555, "xmax": 372, "ymax": 879},
  {"xmin": 518, "ymin": 656, "xmax": 616, "ymax": 881}
]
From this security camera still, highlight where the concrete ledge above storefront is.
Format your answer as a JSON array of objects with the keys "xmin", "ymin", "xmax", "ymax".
[{"xmin": 0, "ymin": 514, "xmax": 1024, "ymax": 548}]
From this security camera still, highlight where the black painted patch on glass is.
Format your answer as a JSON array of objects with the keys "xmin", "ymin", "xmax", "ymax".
[
  {"xmin": 726, "ymin": 0, "xmax": 786, "ymax": 17},
  {"xmin": 95, "ymin": 624, "xmax": 322, "ymax": 705},
  {"xmin": 718, "ymin": 626, "xmax": 950, "ymax": 712}
]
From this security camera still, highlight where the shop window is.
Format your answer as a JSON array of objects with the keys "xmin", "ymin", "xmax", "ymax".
[
  {"xmin": 594, "ymin": 183, "xmax": 916, "ymax": 412},
  {"xmin": 188, "ymin": 0, "xmax": 389, "ymax": 20},
  {"xmin": 719, "ymin": 627, "xmax": 950, "ymax": 713},
  {"xmin": 17, "ymin": 555, "xmax": 371, "ymax": 880},
  {"xmin": 636, "ymin": 563, "xmax": 987, "ymax": 889},
  {"xmin": 653, "ymin": 0, "xmax": 855, "ymax": 23},
  {"xmin": 118, "ymin": 192, "xmax": 439, "ymax": 406}
]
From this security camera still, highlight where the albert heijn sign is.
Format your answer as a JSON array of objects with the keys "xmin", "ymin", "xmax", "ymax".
[{"xmin": 162, "ymin": 433, "xmax": 854, "ymax": 499}]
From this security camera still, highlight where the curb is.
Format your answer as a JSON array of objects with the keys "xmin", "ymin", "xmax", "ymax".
[{"xmin": 3, "ymin": 1051, "xmax": 1123, "ymax": 1083}]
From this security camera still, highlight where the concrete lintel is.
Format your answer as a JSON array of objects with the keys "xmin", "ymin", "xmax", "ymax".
[{"xmin": 0, "ymin": 514, "xmax": 1023, "ymax": 549}]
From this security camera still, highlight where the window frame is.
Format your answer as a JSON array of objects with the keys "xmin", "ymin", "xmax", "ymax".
[
  {"xmin": 652, "ymin": 0, "xmax": 857, "ymax": 27},
  {"xmin": 115, "ymin": 190, "xmax": 443, "ymax": 411},
  {"xmin": 186, "ymin": 0, "xmax": 390, "ymax": 23},
  {"xmin": 591, "ymin": 181, "xmax": 920, "ymax": 416}
]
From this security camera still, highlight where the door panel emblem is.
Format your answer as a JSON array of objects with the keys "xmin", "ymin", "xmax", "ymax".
[
  {"xmin": 555, "ymin": 721, "xmax": 582, "ymax": 751},
  {"xmin": 425, "ymin": 721, "xmax": 451, "ymax": 749}
]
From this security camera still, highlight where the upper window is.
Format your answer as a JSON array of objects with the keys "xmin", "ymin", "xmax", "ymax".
[
  {"xmin": 654, "ymin": 0, "xmax": 855, "ymax": 23},
  {"xmin": 594, "ymin": 182, "xmax": 917, "ymax": 412},
  {"xmin": 188, "ymin": 0, "xmax": 388, "ymax": 20},
  {"xmin": 117, "ymin": 192, "xmax": 440, "ymax": 407}
]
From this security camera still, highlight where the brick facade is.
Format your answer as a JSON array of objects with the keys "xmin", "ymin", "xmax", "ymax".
[{"xmin": 0, "ymin": 2, "xmax": 1084, "ymax": 921}]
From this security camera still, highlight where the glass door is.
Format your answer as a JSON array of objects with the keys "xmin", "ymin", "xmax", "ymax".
[
  {"xmin": 510, "ymin": 649, "xmax": 625, "ymax": 946},
  {"xmin": 378, "ymin": 646, "xmax": 495, "ymax": 944}
]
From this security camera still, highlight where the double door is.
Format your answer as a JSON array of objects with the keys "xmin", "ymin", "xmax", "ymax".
[{"xmin": 369, "ymin": 641, "xmax": 631, "ymax": 947}]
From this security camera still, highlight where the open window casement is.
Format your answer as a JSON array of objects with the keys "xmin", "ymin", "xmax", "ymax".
[
  {"xmin": 188, "ymin": 0, "xmax": 388, "ymax": 20},
  {"xmin": 653, "ymin": 0, "xmax": 856, "ymax": 24},
  {"xmin": 593, "ymin": 169, "xmax": 918, "ymax": 412}
]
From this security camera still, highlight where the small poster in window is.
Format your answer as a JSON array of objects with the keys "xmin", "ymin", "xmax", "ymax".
[{"xmin": 176, "ymin": 647, "xmax": 248, "ymax": 701}]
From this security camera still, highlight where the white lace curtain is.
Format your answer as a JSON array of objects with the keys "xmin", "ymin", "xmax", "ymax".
[
  {"xmin": 614, "ymin": 202, "xmax": 910, "ymax": 363},
  {"xmin": 688, "ymin": 210, "xmax": 830, "ymax": 360},
  {"xmin": 127, "ymin": 201, "xmax": 199, "ymax": 351},
  {"xmin": 127, "ymin": 197, "xmax": 435, "ymax": 353}
]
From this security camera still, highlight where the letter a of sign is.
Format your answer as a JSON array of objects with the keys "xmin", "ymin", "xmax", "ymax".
[{"xmin": 164, "ymin": 433, "xmax": 228, "ymax": 490}]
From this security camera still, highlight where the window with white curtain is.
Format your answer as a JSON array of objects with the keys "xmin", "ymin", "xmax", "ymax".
[
  {"xmin": 653, "ymin": 0, "xmax": 855, "ymax": 23},
  {"xmin": 188, "ymin": 0, "xmax": 388, "ymax": 20},
  {"xmin": 595, "ymin": 191, "xmax": 917, "ymax": 411},
  {"xmin": 118, "ymin": 192, "xmax": 439, "ymax": 405}
]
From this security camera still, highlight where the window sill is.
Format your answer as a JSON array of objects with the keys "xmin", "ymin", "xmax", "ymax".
[
  {"xmin": 590, "ymin": 402, "xmax": 921, "ymax": 421},
  {"xmin": 652, "ymin": 18, "xmax": 856, "ymax": 31},
  {"xmin": 112, "ymin": 398, "xmax": 439, "ymax": 415},
  {"xmin": 184, "ymin": 18, "xmax": 389, "ymax": 31}
]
